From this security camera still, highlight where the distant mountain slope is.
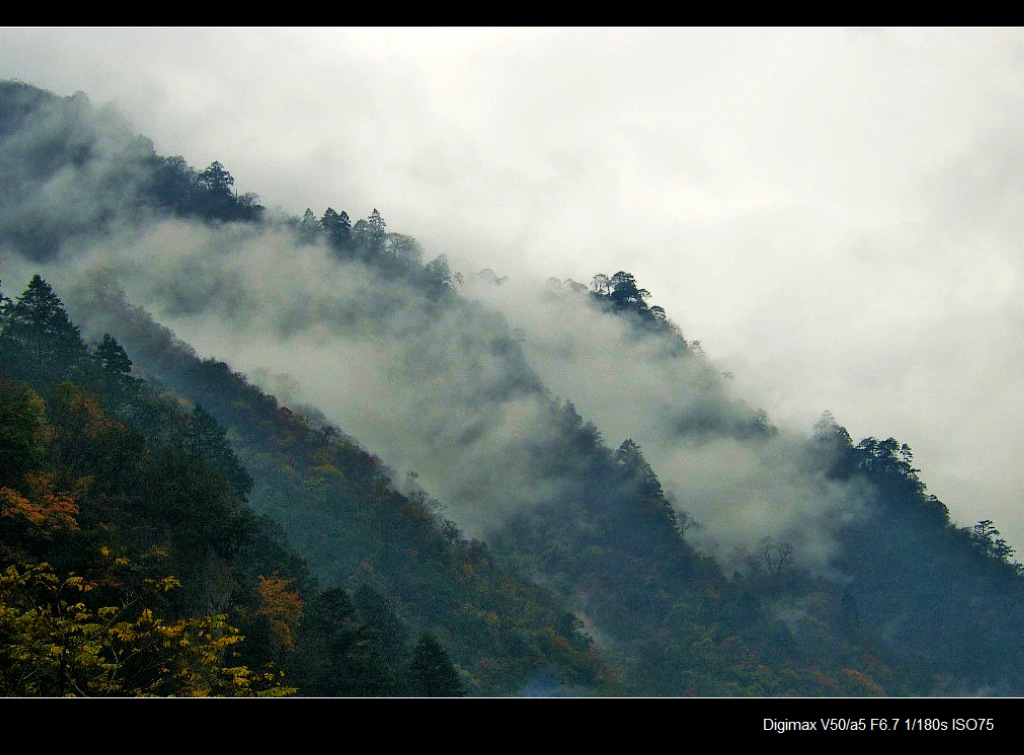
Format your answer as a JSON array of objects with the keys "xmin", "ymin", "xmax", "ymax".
[
  {"xmin": 3, "ymin": 79, "xmax": 1023, "ymax": 696},
  {"xmin": 0, "ymin": 80, "xmax": 263, "ymax": 261},
  {"xmin": 65, "ymin": 276, "xmax": 616, "ymax": 694}
]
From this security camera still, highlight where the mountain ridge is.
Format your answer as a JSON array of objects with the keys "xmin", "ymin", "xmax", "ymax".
[{"xmin": 2, "ymin": 80, "xmax": 1022, "ymax": 696}]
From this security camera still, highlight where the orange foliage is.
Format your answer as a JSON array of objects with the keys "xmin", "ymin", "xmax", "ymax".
[
  {"xmin": 0, "ymin": 472, "xmax": 79, "ymax": 532},
  {"xmin": 812, "ymin": 671, "xmax": 840, "ymax": 691},
  {"xmin": 841, "ymin": 668, "xmax": 886, "ymax": 696}
]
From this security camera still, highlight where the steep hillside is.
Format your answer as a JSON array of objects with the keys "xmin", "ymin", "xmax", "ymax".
[
  {"xmin": 3, "ymin": 80, "xmax": 1023, "ymax": 696},
  {"xmin": 0, "ymin": 273, "xmax": 610, "ymax": 695}
]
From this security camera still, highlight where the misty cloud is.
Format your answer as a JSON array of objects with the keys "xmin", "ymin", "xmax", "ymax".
[
  {"xmin": 48, "ymin": 222, "xmax": 576, "ymax": 539},
  {"xmin": 42, "ymin": 215, "xmax": 858, "ymax": 575},
  {"xmin": 462, "ymin": 273, "xmax": 873, "ymax": 574},
  {"xmin": 4, "ymin": 26, "xmax": 1024, "ymax": 560}
]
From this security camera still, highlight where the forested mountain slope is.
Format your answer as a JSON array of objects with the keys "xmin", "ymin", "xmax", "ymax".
[
  {"xmin": 0, "ymin": 274, "xmax": 609, "ymax": 696},
  {"xmin": 2, "ymin": 80, "xmax": 1023, "ymax": 696}
]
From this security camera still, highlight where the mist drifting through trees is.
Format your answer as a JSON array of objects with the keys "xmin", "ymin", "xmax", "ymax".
[{"xmin": 3, "ymin": 68, "xmax": 1024, "ymax": 699}]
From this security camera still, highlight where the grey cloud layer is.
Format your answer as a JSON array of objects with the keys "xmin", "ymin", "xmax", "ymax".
[{"xmin": 2, "ymin": 26, "xmax": 1022, "ymax": 553}]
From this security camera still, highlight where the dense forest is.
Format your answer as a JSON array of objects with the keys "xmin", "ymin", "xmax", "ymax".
[{"xmin": 2, "ymin": 79, "xmax": 1023, "ymax": 697}]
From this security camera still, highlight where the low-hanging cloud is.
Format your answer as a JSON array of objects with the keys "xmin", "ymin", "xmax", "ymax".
[
  {"xmin": 51, "ymin": 220, "xmax": 589, "ymax": 540},
  {"xmin": 462, "ymin": 272, "xmax": 875, "ymax": 574},
  {"xmin": 38, "ymin": 213, "xmax": 866, "ymax": 576},
  {"xmin": 4, "ymin": 40, "xmax": 1021, "ymax": 576}
]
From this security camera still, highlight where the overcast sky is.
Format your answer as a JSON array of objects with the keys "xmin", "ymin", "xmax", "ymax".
[{"xmin": 2, "ymin": 26, "xmax": 1023, "ymax": 552}]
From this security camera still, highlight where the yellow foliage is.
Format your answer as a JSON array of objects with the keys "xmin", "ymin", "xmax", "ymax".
[
  {"xmin": 0, "ymin": 562, "xmax": 294, "ymax": 697},
  {"xmin": 256, "ymin": 574, "xmax": 304, "ymax": 652},
  {"xmin": 55, "ymin": 382, "xmax": 125, "ymax": 440}
]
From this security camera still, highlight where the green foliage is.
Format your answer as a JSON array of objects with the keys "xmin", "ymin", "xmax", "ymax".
[
  {"xmin": 404, "ymin": 631, "xmax": 466, "ymax": 697},
  {"xmin": 0, "ymin": 275, "xmax": 92, "ymax": 389},
  {"xmin": 291, "ymin": 586, "xmax": 392, "ymax": 696},
  {"xmin": 968, "ymin": 520, "xmax": 1020, "ymax": 570},
  {"xmin": 0, "ymin": 276, "xmax": 298, "ymax": 694},
  {"xmin": 0, "ymin": 378, "xmax": 50, "ymax": 489},
  {"xmin": 319, "ymin": 207, "xmax": 351, "ymax": 253},
  {"xmin": 6, "ymin": 80, "xmax": 1024, "ymax": 697},
  {"xmin": 587, "ymin": 270, "xmax": 685, "ymax": 345},
  {"xmin": 352, "ymin": 208, "xmax": 388, "ymax": 260},
  {"xmin": 813, "ymin": 414, "xmax": 1024, "ymax": 693},
  {"xmin": 0, "ymin": 82, "xmax": 265, "ymax": 260},
  {"xmin": 25, "ymin": 273, "xmax": 613, "ymax": 696},
  {"xmin": 184, "ymin": 404, "xmax": 253, "ymax": 499},
  {"xmin": 92, "ymin": 333, "xmax": 140, "ymax": 396}
]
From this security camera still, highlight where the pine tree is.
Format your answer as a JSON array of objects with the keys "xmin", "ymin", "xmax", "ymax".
[
  {"xmin": 404, "ymin": 632, "xmax": 465, "ymax": 697},
  {"xmin": 298, "ymin": 208, "xmax": 320, "ymax": 245},
  {"xmin": 0, "ymin": 275, "xmax": 91, "ymax": 388},
  {"xmin": 320, "ymin": 207, "xmax": 353, "ymax": 255},
  {"xmin": 92, "ymin": 333, "xmax": 141, "ymax": 401}
]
